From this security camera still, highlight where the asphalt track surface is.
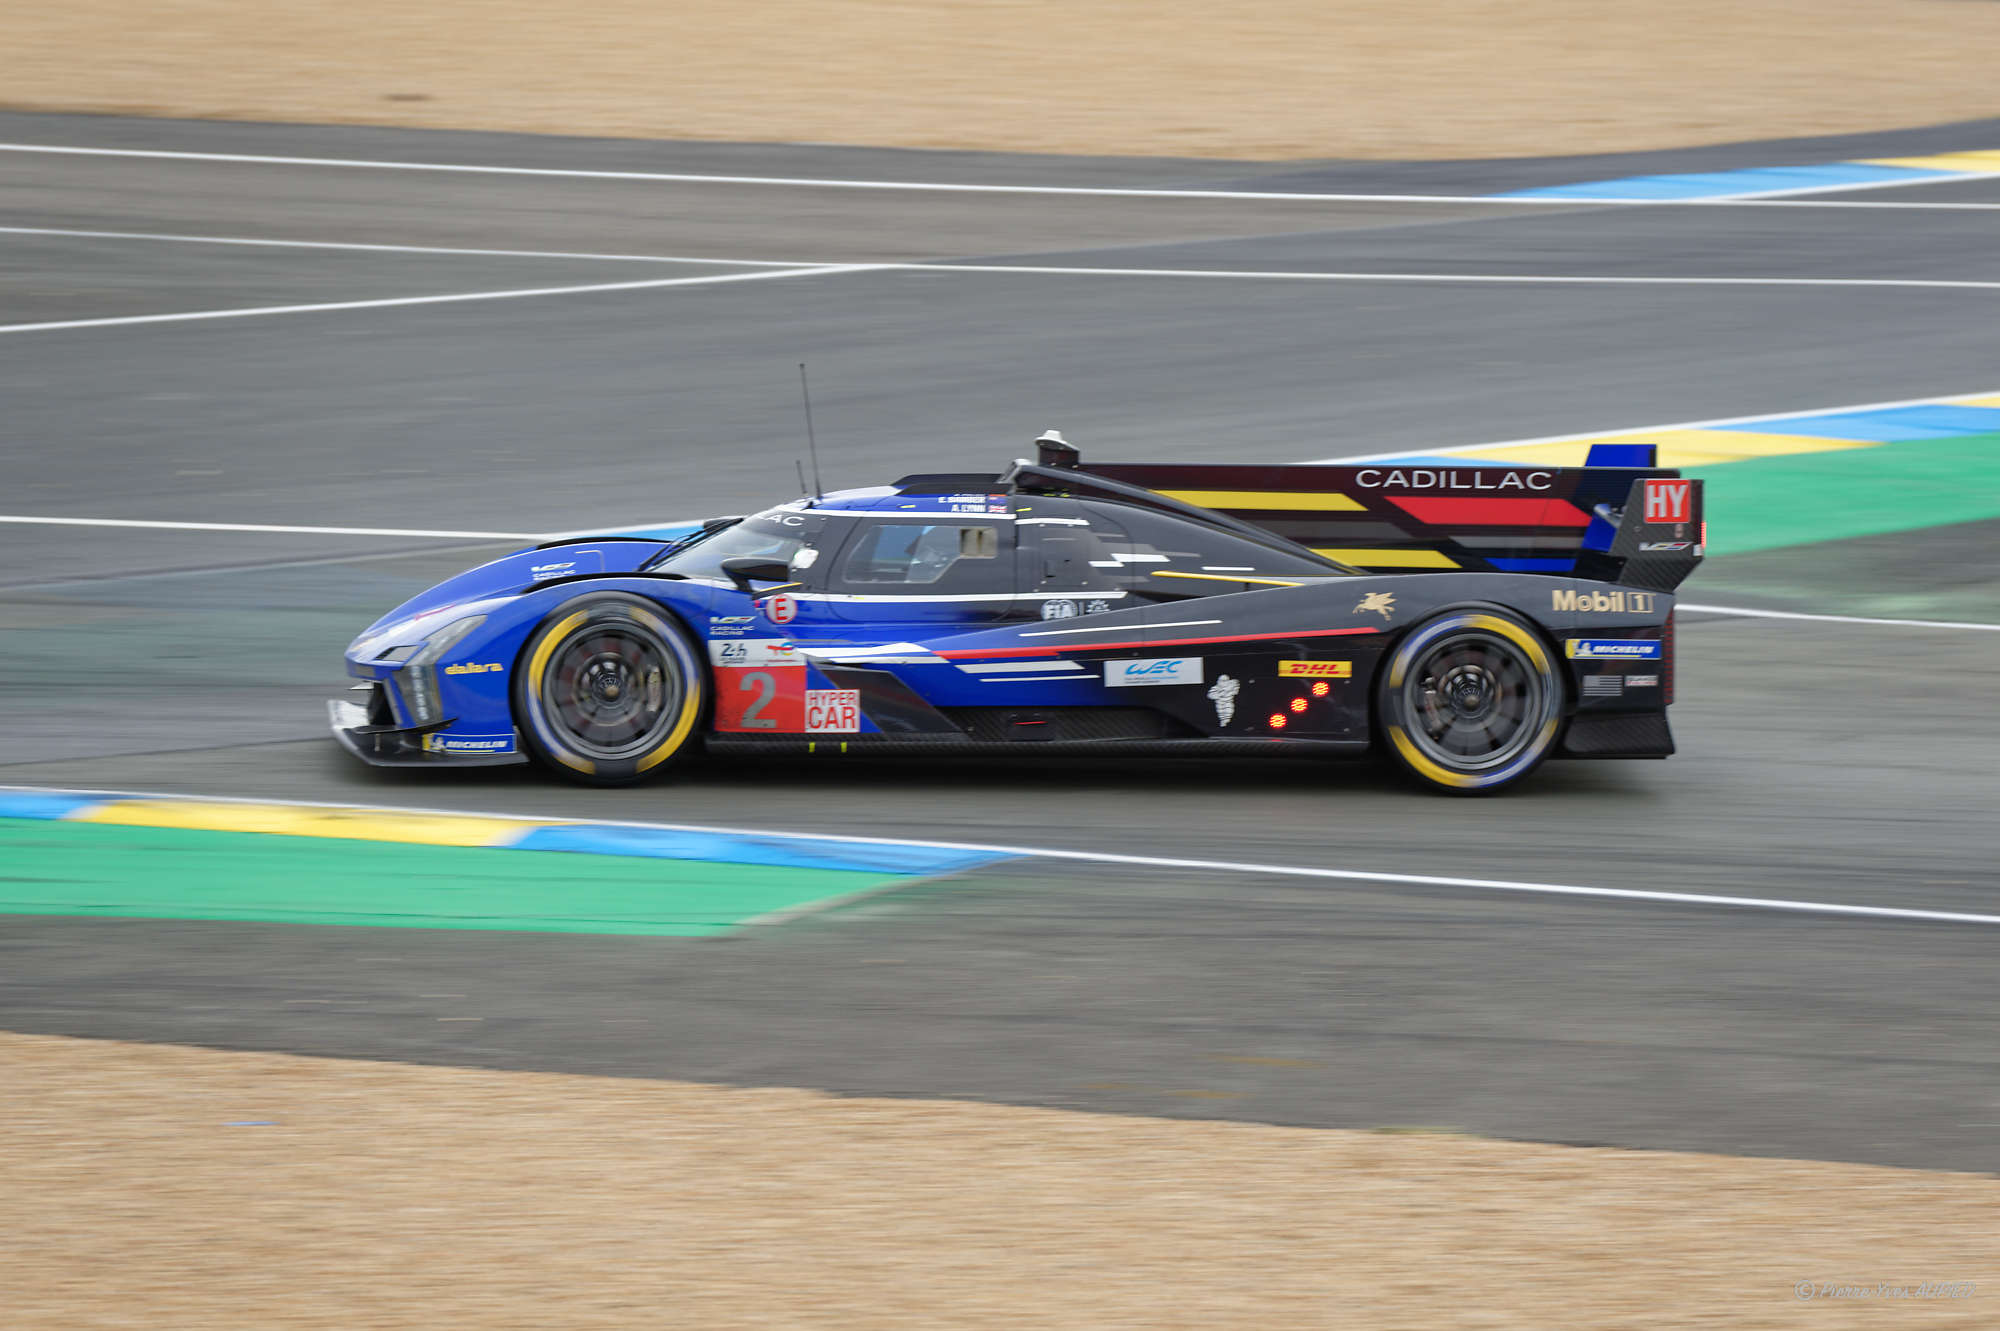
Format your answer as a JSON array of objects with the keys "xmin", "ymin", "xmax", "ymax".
[{"xmin": 2, "ymin": 113, "xmax": 1997, "ymax": 1172}]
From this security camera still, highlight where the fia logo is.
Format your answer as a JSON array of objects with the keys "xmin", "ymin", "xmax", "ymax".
[
  {"xmin": 1041, "ymin": 598, "xmax": 1080, "ymax": 620},
  {"xmin": 1355, "ymin": 591, "xmax": 1395, "ymax": 620}
]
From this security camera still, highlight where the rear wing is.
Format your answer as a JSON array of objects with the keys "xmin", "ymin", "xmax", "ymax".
[{"xmin": 1059, "ymin": 443, "xmax": 1703, "ymax": 591}]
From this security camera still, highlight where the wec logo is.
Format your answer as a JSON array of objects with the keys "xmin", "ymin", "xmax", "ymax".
[{"xmin": 1105, "ymin": 657, "xmax": 1203, "ymax": 687}]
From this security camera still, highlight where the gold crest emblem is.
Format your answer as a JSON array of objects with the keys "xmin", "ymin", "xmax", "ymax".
[{"xmin": 1355, "ymin": 591, "xmax": 1395, "ymax": 620}]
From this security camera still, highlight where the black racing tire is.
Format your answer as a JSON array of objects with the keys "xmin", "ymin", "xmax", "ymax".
[
  {"xmin": 513, "ymin": 593, "xmax": 707, "ymax": 787},
  {"xmin": 1376, "ymin": 607, "xmax": 1564, "ymax": 795}
]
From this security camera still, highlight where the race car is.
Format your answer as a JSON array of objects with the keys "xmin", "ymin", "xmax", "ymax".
[{"xmin": 332, "ymin": 433, "xmax": 1703, "ymax": 793}]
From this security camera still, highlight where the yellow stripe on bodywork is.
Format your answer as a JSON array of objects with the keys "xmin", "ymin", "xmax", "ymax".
[
  {"xmin": 1313, "ymin": 547, "xmax": 1459, "ymax": 569},
  {"xmin": 1151, "ymin": 570, "xmax": 1304, "ymax": 587},
  {"xmin": 72, "ymin": 800, "xmax": 545, "ymax": 847},
  {"xmin": 1952, "ymin": 393, "xmax": 2000, "ymax": 408},
  {"xmin": 1858, "ymin": 151, "xmax": 2000, "ymax": 174},
  {"xmin": 1159, "ymin": 489, "xmax": 1364, "ymax": 512}
]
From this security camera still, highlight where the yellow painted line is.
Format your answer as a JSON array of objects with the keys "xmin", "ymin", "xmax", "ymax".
[
  {"xmin": 1430, "ymin": 441, "xmax": 1599, "ymax": 467},
  {"xmin": 1650, "ymin": 430, "xmax": 1883, "ymax": 467},
  {"xmin": 1159, "ymin": 489, "xmax": 1363, "ymax": 512},
  {"xmin": 70, "ymin": 800, "xmax": 550, "ymax": 847},
  {"xmin": 1859, "ymin": 151, "xmax": 2000, "ymax": 174},
  {"xmin": 1433, "ymin": 429, "xmax": 1882, "ymax": 470},
  {"xmin": 1952, "ymin": 393, "xmax": 2000, "ymax": 408},
  {"xmin": 1312, "ymin": 547, "xmax": 1459, "ymax": 569}
]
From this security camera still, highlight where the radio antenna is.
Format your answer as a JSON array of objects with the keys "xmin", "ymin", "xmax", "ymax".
[
  {"xmin": 795, "ymin": 458, "xmax": 809, "ymax": 497},
  {"xmin": 798, "ymin": 362, "xmax": 825, "ymax": 502}
]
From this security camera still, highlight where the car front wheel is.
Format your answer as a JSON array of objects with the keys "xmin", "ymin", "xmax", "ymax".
[{"xmin": 514, "ymin": 593, "xmax": 706, "ymax": 786}]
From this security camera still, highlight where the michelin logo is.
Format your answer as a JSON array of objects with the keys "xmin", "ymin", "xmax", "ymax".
[
  {"xmin": 423, "ymin": 733, "xmax": 516, "ymax": 754},
  {"xmin": 1105, "ymin": 657, "xmax": 1203, "ymax": 687},
  {"xmin": 1565, "ymin": 639, "xmax": 1663, "ymax": 660}
]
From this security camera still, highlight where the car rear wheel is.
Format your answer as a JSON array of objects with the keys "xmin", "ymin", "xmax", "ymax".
[
  {"xmin": 1377, "ymin": 608, "xmax": 1563, "ymax": 794},
  {"xmin": 514, "ymin": 593, "xmax": 706, "ymax": 786}
]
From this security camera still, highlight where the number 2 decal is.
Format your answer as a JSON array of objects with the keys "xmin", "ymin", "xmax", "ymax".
[
  {"xmin": 738, "ymin": 670, "xmax": 777, "ymax": 729},
  {"xmin": 715, "ymin": 662, "xmax": 804, "ymax": 731}
]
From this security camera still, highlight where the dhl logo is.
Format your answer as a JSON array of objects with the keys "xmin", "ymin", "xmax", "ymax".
[{"xmin": 1278, "ymin": 660, "xmax": 1352, "ymax": 678}]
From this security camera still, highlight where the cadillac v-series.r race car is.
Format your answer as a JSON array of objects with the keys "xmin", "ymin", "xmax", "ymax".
[{"xmin": 332, "ymin": 434, "xmax": 1703, "ymax": 793}]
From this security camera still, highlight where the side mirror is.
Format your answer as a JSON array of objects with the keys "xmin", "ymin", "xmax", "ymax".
[{"xmin": 718, "ymin": 555, "xmax": 794, "ymax": 595}]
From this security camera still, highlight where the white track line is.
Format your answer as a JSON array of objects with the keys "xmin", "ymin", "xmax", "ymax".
[
  {"xmin": 0, "ymin": 515, "xmax": 541, "ymax": 539},
  {"xmin": 7, "ymin": 141, "xmax": 2000, "ymax": 210},
  {"xmin": 10, "ymin": 227, "xmax": 1993, "ymax": 293},
  {"xmin": 5, "ymin": 784, "xmax": 1993, "ymax": 928},
  {"xmin": 0, "ymin": 224, "xmax": 816, "ymax": 267},
  {"xmin": 1679, "ymin": 604, "xmax": 2000, "ymax": 632},
  {"xmin": 0, "ymin": 514, "xmax": 701, "ymax": 542},
  {"xmin": 0, "ymin": 263, "xmax": 876, "ymax": 335},
  {"xmin": 898, "ymin": 262, "xmax": 2000, "ymax": 291}
]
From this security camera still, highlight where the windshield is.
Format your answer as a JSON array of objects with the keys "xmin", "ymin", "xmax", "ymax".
[{"xmin": 642, "ymin": 512, "xmax": 829, "ymax": 579}]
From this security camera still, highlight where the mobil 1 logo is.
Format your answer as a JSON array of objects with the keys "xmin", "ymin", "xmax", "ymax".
[{"xmin": 1551, "ymin": 588, "xmax": 1657, "ymax": 615}]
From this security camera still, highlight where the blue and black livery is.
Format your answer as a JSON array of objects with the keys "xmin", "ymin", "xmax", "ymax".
[{"xmin": 332, "ymin": 433, "xmax": 1703, "ymax": 792}]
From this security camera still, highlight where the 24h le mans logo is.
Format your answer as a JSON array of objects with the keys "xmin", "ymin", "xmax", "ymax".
[{"xmin": 1355, "ymin": 591, "xmax": 1395, "ymax": 620}]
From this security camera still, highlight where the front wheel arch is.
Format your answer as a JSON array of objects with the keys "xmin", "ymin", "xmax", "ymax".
[
  {"xmin": 511, "ymin": 591, "xmax": 709, "ymax": 786},
  {"xmin": 1373, "ymin": 605, "xmax": 1566, "ymax": 795}
]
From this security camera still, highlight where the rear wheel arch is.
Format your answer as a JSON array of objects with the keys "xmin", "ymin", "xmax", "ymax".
[{"xmin": 1372, "ymin": 602, "xmax": 1568, "ymax": 795}]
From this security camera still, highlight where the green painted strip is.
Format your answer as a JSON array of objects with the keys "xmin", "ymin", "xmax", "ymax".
[
  {"xmin": 0, "ymin": 818, "xmax": 909, "ymax": 936},
  {"xmin": 1699, "ymin": 430, "xmax": 2000, "ymax": 556}
]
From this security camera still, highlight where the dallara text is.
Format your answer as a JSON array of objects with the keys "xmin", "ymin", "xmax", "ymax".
[{"xmin": 333, "ymin": 434, "xmax": 1703, "ymax": 793}]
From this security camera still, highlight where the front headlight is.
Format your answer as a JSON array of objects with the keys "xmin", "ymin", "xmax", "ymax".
[{"xmin": 397, "ymin": 615, "xmax": 487, "ymax": 727}]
